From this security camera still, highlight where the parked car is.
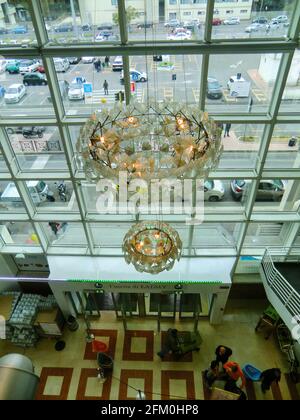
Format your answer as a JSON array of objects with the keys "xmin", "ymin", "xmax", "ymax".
[
  {"xmin": 82, "ymin": 57, "xmax": 95, "ymax": 64},
  {"xmin": 212, "ymin": 18, "xmax": 222, "ymax": 26},
  {"xmin": 207, "ymin": 77, "xmax": 223, "ymax": 100},
  {"xmin": 167, "ymin": 32, "xmax": 191, "ymax": 41},
  {"xmin": 223, "ymin": 17, "xmax": 240, "ymax": 25},
  {"xmin": 0, "ymin": 27, "xmax": 8, "ymax": 34},
  {"xmin": 67, "ymin": 57, "xmax": 81, "ymax": 64},
  {"xmin": 22, "ymin": 127, "xmax": 45, "ymax": 138},
  {"xmin": 231, "ymin": 179, "xmax": 285, "ymax": 201},
  {"xmin": 68, "ymin": 82, "xmax": 85, "ymax": 100},
  {"xmin": 273, "ymin": 15, "xmax": 288, "ymax": 23},
  {"xmin": 97, "ymin": 29, "xmax": 113, "ymax": 38},
  {"xmin": 36, "ymin": 64, "xmax": 45, "ymax": 73},
  {"xmin": 183, "ymin": 20, "xmax": 200, "ymax": 30},
  {"xmin": 54, "ymin": 57, "xmax": 70, "ymax": 72},
  {"xmin": 81, "ymin": 24, "xmax": 92, "ymax": 32},
  {"xmin": 54, "ymin": 24, "xmax": 73, "ymax": 33},
  {"xmin": 245, "ymin": 23, "xmax": 264, "ymax": 33},
  {"xmin": 4, "ymin": 84, "xmax": 26, "ymax": 103},
  {"xmin": 11, "ymin": 26, "xmax": 28, "ymax": 34},
  {"xmin": 19, "ymin": 59, "xmax": 39, "ymax": 74},
  {"xmin": 97, "ymin": 23, "xmax": 113, "ymax": 31},
  {"xmin": 137, "ymin": 22, "xmax": 153, "ymax": 29},
  {"xmin": 204, "ymin": 180, "xmax": 225, "ymax": 202},
  {"xmin": 252, "ymin": 17, "xmax": 268, "ymax": 24},
  {"xmin": 23, "ymin": 72, "xmax": 47, "ymax": 86},
  {"xmin": 6, "ymin": 60, "xmax": 21, "ymax": 74},
  {"xmin": 72, "ymin": 76, "xmax": 86, "ymax": 84},
  {"xmin": 164, "ymin": 19, "xmax": 181, "ymax": 28},
  {"xmin": 112, "ymin": 56, "xmax": 123, "ymax": 71},
  {"xmin": 120, "ymin": 70, "xmax": 147, "ymax": 85}
]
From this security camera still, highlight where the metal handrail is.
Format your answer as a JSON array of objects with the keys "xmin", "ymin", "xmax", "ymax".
[{"xmin": 262, "ymin": 248, "xmax": 300, "ymax": 317}]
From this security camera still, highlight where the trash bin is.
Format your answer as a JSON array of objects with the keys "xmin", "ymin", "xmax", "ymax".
[
  {"xmin": 66, "ymin": 315, "xmax": 79, "ymax": 331},
  {"xmin": 288, "ymin": 137, "xmax": 297, "ymax": 147}
]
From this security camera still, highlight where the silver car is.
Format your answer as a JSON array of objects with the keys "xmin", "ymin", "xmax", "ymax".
[{"xmin": 204, "ymin": 180, "xmax": 225, "ymax": 202}]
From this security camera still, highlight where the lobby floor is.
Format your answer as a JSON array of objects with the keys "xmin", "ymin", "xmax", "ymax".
[{"xmin": 0, "ymin": 299, "xmax": 299, "ymax": 400}]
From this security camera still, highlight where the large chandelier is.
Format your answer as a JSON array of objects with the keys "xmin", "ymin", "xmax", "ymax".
[
  {"xmin": 122, "ymin": 221, "xmax": 182, "ymax": 274},
  {"xmin": 77, "ymin": 101, "xmax": 223, "ymax": 182}
]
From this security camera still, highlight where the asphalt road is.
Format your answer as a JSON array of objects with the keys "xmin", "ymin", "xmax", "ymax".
[
  {"xmin": 0, "ymin": 52, "xmax": 298, "ymax": 118},
  {"xmin": 0, "ymin": 18, "xmax": 296, "ymax": 117}
]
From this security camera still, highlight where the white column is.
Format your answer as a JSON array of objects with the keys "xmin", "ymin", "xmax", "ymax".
[{"xmin": 209, "ymin": 288, "xmax": 231, "ymax": 325}]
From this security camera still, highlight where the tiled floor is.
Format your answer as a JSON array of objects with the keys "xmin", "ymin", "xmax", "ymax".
[{"xmin": 0, "ymin": 299, "xmax": 299, "ymax": 400}]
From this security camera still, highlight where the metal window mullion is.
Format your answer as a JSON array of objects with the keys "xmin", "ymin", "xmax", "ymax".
[
  {"xmin": 32, "ymin": 221, "xmax": 48, "ymax": 253},
  {"xmin": 118, "ymin": 0, "xmax": 128, "ymax": 44},
  {"xmin": 43, "ymin": 57, "xmax": 65, "ymax": 122},
  {"xmin": 204, "ymin": 0, "xmax": 215, "ymax": 43},
  {"xmin": 2, "ymin": 40, "xmax": 299, "ymax": 58},
  {"xmin": 199, "ymin": 53, "xmax": 209, "ymax": 111},
  {"xmin": 58, "ymin": 132, "xmax": 93, "ymax": 254},
  {"xmin": 268, "ymin": 52, "xmax": 295, "ymax": 118},
  {"xmin": 123, "ymin": 55, "xmax": 131, "ymax": 105},
  {"xmin": 15, "ymin": 180, "xmax": 35, "ymax": 219},
  {"xmin": 81, "ymin": 219, "xmax": 93, "ymax": 255},
  {"xmin": 287, "ymin": 1, "xmax": 300, "ymax": 41},
  {"xmin": 283, "ymin": 222, "xmax": 300, "ymax": 252},
  {"xmin": 27, "ymin": 0, "xmax": 49, "ymax": 47},
  {"xmin": 0, "ymin": 128, "xmax": 20, "ymax": 177}
]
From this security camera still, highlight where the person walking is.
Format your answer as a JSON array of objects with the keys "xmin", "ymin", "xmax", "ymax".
[
  {"xmin": 103, "ymin": 80, "xmax": 109, "ymax": 95},
  {"xmin": 260, "ymin": 368, "xmax": 281, "ymax": 393},
  {"xmin": 105, "ymin": 56, "xmax": 110, "ymax": 67},
  {"xmin": 48, "ymin": 222, "xmax": 60, "ymax": 236},
  {"xmin": 97, "ymin": 58, "xmax": 102, "ymax": 73},
  {"xmin": 224, "ymin": 123, "xmax": 231, "ymax": 137}
]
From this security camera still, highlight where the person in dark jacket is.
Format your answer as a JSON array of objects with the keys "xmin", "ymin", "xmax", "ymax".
[
  {"xmin": 204, "ymin": 360, "xmax": 219, "ymax": 389},
  {"xmin": 260, "ymin": 368, "xmax": 281, "ymax": 393},
  {"xmin": 224, "ymin": 123, "xmax": 231, "ymax": 137},
  {"xmin": 157, "ymin": 328, "xmax": 179, "ymax": 359},
  {"xmin": 215, "ymin": 345, "xmax": 233, "ymax": 365}
]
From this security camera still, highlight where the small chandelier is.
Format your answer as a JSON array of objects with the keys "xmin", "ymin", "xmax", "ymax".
[
  {"xmin": 77, "ymin": 100, "xmax": 223, "ymax": 182},
  {"xmin": 122, "ymin": 221, "xmax": 182, "ymax": 274}
]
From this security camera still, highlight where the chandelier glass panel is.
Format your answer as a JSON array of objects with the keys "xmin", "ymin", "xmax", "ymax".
[{"xmin": 77, "ymin": 100, "xmax": 223, "ymax": 182}]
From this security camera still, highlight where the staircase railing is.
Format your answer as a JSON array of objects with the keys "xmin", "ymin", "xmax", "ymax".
[{"xmin": 261, "ymin": 248, "xmax": 300, "ymax": 317}]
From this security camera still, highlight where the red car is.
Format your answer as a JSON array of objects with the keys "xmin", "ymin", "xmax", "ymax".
[
  {"xmin": 36, "ymin": 65, "xmax": 45, "ymax": 73},
  {"xmin": 212, "ymin": 18, "xmax": 222, "ymax": 26}
]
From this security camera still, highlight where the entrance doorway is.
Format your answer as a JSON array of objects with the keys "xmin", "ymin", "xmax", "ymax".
[{"xmin": 65, "ymin": 291, "xmax": 209, "ymax": 332}]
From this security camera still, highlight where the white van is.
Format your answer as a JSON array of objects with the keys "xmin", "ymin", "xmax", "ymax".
[{"xmin": 54, "ymin": 58, "xmax": 70, "ymax": 73}]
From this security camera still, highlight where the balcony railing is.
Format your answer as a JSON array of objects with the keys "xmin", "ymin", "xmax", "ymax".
[{"xmin": 261, "ymin": 247, "xmax": 300, "ymax": 318}]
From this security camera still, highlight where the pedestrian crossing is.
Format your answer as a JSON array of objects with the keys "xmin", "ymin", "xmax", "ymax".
[{"xmin": 85, "ymin": 89, "xmax": 143, "ymax": 104}]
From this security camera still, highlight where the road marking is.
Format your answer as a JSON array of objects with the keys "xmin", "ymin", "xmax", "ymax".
[
  {"xmin": 30, "ymin": 155, "xmax": 50, "ymax": 170},
  {"xmin": 252, "ymin": 88, "xmax": 268, "ymax": 102},
  {"xmin": 222, "ymin": 89, "xmax": 237, "ymax": 102},
  {"xmin": 22, "ymin": 91, "xmax": 35, "ymax": 103},
  {"xmin": 86, "ymin": 89, "xmax": 142, "ymax": 104}
]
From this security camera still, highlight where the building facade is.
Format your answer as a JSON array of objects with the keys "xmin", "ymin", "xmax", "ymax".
[
  {"xmin": 78, "ymin": 0, "xmax": 254, "ymax": 25},
  {"xmin": 0, "ymin": 0, "xmax": 16, "ymax": 25}
]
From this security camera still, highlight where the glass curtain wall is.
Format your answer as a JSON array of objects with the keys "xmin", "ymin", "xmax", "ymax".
[{"xmin": 0, "ymin": 0, "xmax": 299, "ymax": 260}]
